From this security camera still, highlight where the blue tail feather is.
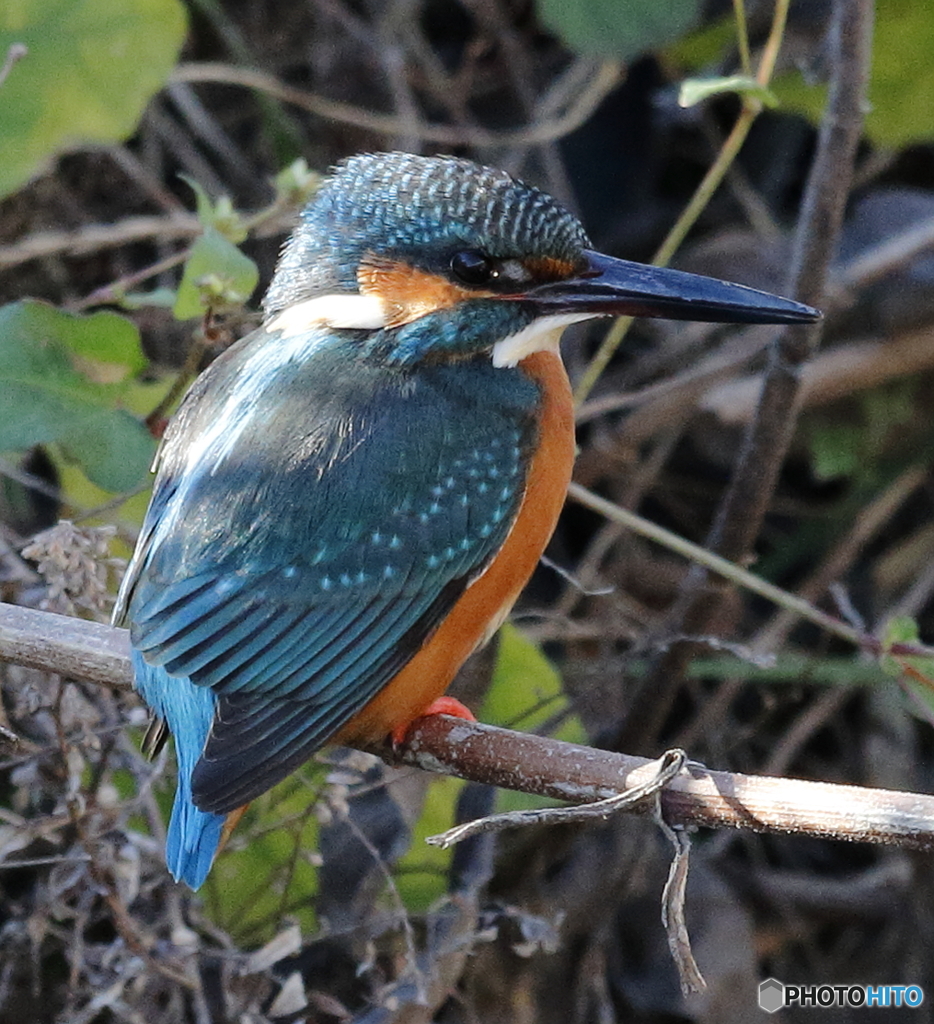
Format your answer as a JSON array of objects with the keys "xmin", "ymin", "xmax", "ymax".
[{"xmin": 132, "ymin": 652, "xmax": 225, "ymax": 889}]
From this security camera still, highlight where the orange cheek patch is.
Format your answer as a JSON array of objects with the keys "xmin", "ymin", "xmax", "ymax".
[{"xmin": 359, "ymin": 255, "xmax": 493, "ymax": 329}]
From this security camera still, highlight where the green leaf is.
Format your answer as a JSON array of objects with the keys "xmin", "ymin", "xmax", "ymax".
[
  {"xmin": 537, "ymin": 0, "xmax": 701, "ymax": 59},
  {"xmin": 202, "ymin": 770, "xmax": 322, "ymax": 943},
  {"xmin": 173, "ymin": 226, "xmax": 259, "ymax": 320},
  {"xmin": 808, "ymin": 421, "xmax": 861, "ymax": 481},
  {"xmin": 273, "ymin": 158, "xmax": 323, "ymax": 207},
  {"xmin": 120, "ymin": 287, "xmax": 178, "ymax": 310},
  {"xmin": 178, "ymin": 174, "xmax": 247, "ymax": 242},
  {"xmin": 178, "ymin": 174, "xmax": 215, "ymax": 224},
  {"xmin": 394, "ymin": 776, "xmax": 465, "ymax": 912},
  {"xmin": 38, "ymin": 300, "xmax": 146, "ymax": 378},
  {"xmin": 57, "ymin": 408, "xmax": 156, "ymax": 493},
  {"xmin": 770, "ymin": 0, "xmax": 934, "ymax": 148},
  {"xmin": 481, "ymin": 623, "xmax": 585, "ymax": 743},
  {"xmin": 679, "ymin": 75, "xmax": 778, "ymax": 109},
  {"xmin": 0, "ymin": 0, "xmax": 187, "ymax": 198},
  {"xmin": 664, "ymin": 14, "xmax": 736, "ymax": 68},
  {"xmin": 0, "ymin": 300, "xmax": 155, "ymax": 491}
]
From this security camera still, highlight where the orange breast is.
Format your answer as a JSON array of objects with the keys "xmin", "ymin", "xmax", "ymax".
[{"xmin": 336, "ymin": 349, "xmax": 575, "ymax": 746}]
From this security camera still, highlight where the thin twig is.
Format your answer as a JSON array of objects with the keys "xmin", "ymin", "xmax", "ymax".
[
  {"xmin": 565, "ymin": 484, "xmax": 862, "ymax": 650},
  {"xmin": 169, "ymin": 60, "xmax": 622, "ymax": 147},
  {"xmin": 0, "ymin": 214, "xmax": 199, "ymax": 270},
  {"xmin": 426, "ymin": 748, "xmax": 686, "ymax": 848},
  {"xmin": 752, "ymin": 465, "xmax": 928, "ymax": 653},
  {"xmin": 426, "ymin": 745, "xmax": 708, "ymax": 997},
  {"xmin": 838, "ymin": 212, "xmax": 934, "ymax": 290},
  {"xmin": 655, "ymin": 815, "xmax": 705, "ymax": 996},
  {"xmin": 0, "ymin": 206, "xmax": 299, "ymax": 275},
  {"xmin": 0, "ymin": 456, "xmax": 66, "ymax": 504},
  {"xmin": 569, "ymin": 473, "xmax": 934, "ymax": 659}
]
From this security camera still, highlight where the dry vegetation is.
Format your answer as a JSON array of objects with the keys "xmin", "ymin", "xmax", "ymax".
[{"xmin": 2, "ymin": 0, "xmax": 934, "ymax": 1022}]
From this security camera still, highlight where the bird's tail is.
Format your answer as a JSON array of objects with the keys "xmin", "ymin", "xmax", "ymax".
[{"xmin": 131, "ymin": 653, "xmax": 225, "ymax": 889}]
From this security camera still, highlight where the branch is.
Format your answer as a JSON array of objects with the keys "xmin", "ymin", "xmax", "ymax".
[
  {"xmin": 389, "ymin": 716, "xmax": 934, "ymax": 851},
  {"xmin": 0, "ymin": 602, "xmax": 132, "ymax": 690},
  {"xmin": 170, "ymin": 61, "xmax": 622, "ymax": 148},
  {"xmin": 0, "ymin": 207, "xmax": 299, "ymax": 272},
  {"xmin": 2, "ymin": 602, "xmax": 934, "ymax": 851}
]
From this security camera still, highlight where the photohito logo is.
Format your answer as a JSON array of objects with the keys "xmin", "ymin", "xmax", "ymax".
[{"xmin": 758, "ymin": 978, "xmax": 924, "ymax": 1012}]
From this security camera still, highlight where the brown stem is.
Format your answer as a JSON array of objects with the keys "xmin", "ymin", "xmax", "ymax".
[{"xmin": 2, "ymin": 603, "xmax": 934, "ymax": 853}]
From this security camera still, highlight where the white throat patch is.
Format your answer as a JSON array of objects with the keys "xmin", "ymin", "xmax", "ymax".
[{"xmin": 491, "ymin": 313, "xmax": 595, "ymax": 367}]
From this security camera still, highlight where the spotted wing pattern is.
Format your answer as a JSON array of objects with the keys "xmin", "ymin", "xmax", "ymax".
[{"xmin": 120, "ymin": 332, "xmax": 541, "ymax": 815}]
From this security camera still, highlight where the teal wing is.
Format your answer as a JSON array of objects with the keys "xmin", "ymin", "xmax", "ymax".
[{"xmin": 122, "ymin": 335, "xmax": 541, "ymax": 813}]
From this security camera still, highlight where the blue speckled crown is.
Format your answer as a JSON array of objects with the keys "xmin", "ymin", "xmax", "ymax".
[{"xmin": 264, "ymin": 152, "xmax": 590, "ymax": 317}]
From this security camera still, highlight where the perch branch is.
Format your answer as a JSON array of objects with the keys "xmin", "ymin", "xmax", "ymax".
[
  {"xmin": 2, "ymin": 603, "xmax": 934, "ymax": 851},
  {"xmin": 0, "ymin": 603, "xmax": 132, "ymax": 690}
]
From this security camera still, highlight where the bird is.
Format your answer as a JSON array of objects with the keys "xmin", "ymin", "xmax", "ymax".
[{"xmin": 114, "ymin": 151, "xmax": 819, "ymax": 889}]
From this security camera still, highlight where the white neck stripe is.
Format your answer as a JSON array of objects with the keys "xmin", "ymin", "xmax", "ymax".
[
  {"xmin": 266, "ymin": 293, "xmax": 387, "ymax": 335},
  {"xmin": 267, "ymin": 297, "xmax": 594, "ymax": 367}
]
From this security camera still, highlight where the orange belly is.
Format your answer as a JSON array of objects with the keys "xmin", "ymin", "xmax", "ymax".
[{"xmin": 335, "ymin": 349, "xmax": 575, "ymax": 746}]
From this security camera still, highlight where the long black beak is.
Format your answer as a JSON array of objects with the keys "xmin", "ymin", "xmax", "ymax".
[{"xmin": 526, "ymin": 250, "xmax": 820, "ymax": 325}]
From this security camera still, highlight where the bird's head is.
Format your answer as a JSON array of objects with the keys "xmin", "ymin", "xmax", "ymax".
[{"xmin": 263, "ymin": 152, "xmax": 818, "ymax": 366}]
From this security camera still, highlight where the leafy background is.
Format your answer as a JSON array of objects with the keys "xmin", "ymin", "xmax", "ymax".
[{"xmin": 2, "ymin": 0, "xmax": 934, "ymax": 1022}]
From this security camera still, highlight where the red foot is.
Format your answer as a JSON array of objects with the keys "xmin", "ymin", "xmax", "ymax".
[{"xmin": 391, "ymin": 696, "xmax": 477, "ymax": 747}]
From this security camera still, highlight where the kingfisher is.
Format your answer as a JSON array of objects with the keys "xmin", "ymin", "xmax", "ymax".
[{"xmin": 114, "ymin": 152, "xmax": 818, "ymax": 889}]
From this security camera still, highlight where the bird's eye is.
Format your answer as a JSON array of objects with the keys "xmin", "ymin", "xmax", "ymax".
[{"xmin": 450, "ymin": 250, "xmax": 496, "ymax": 286}]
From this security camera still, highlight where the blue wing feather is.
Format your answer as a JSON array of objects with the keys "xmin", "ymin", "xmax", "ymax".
[{"xmin": 118, "ymin": 328, "xmax": 541, "ymax": 881}]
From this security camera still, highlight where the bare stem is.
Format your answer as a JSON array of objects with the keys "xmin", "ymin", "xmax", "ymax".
[
  {"xmin": 170, "ymin": 61, "xmax": 622, "ymax": 148},
  {"xmin": 3, "ymin": 603, "xmax": 934, "ymax": 853},
  {"xmin": 611, "ymin": 0, "xmax": 875, "ymax": 752},
  {"xmin": 572, "ymin": 0, "xmax": 795, "ymax": 408}
]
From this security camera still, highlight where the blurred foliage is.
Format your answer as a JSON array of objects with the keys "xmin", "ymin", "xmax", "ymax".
[
  {"xmin": 670, "ymin": 0, "xmax": 934, "ymax": 148},
  {"xmin": 0, "ymin": 300, "xmax": 155, "ymax": 490},
  {"xmin": 881, "ymin": 616, "xmax": 934, "ymax": 723},
  {"xmin": 678, "ymin": 74, "xmax": 778, "ymax": 110},
  {"xmin": 203, "ymin": 773, "xmax": 323, "ymax": 942},
  {"xmin": 482, "ymin": 622, "xmax": 585, "ymax": 744},
  {"xmin": 0, "ymin": 0, "xmax": 187, "ymax": 197},
  {"xmin": 772, "ymin": 0, "xmax": 934, "ymax": 147},
  {"xmin": 806, "ymin": 380, "xmax": 918, "ymax": 481},
  {"xmin": 394, "ymin": 775, "xmax": 465, "ymax": 912},
  {"xmin": 173, "ymin": 225, "xmax": 259, "ymax": 319},
  {"xmin": 538, "ymin": 0, "xmax": 701, "ymax": 59}
]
